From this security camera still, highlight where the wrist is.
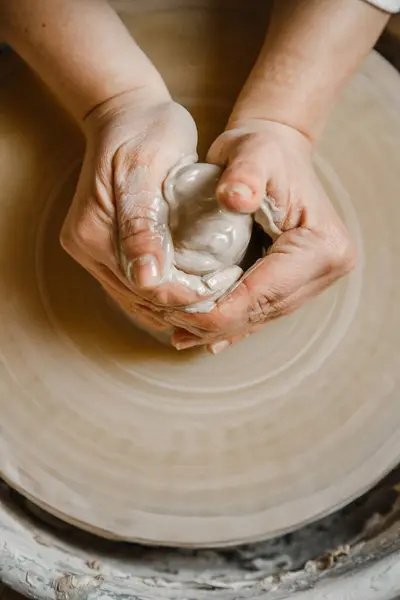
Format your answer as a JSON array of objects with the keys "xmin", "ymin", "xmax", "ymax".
[
  {"xmin": 227, "ymin": 96, "xmax": 323, "ymax": 148},
  {"xmin": 227, "ymin": 48, "xmax": 331, "ymax": 146},
  {"xmin": 228, "ymin": 0, "xmax": 389, "ymax": 146},
  {"xmin": 82, "ymin": 80, "xmax": 171, "ymax": 137},
  {"xmin": 0, "ymin": 0, "xmax": 173, "ymax": 124},
  {"xmin": 223, "ymin": 117, "xmax": 314, "ymax": 153},
  {"xmin": 227, "ymin": 107, "xmax": 321, "ymax": 147}
]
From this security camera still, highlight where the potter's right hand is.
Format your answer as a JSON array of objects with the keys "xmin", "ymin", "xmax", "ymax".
[{"xmin": 60, "ymin": 89, "xmax": 217, "ymax": 330}]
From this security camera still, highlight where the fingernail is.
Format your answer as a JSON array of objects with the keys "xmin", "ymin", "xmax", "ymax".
[
  {"xmin": 223, "ymin": 183, "xmax": 253, "ymax": 212},
  {"xmin": 227, "ymin": 183, "xmax": 252, "ymax": 198},
  {"xmin": 175, "ymin": 339, "xmax": 200, "ymax": 351},
  {"xmin": 132, "ymin": 255, "xmax": 160, "ymax": 288},
  {"xmin": 210, "ymin": 340, "xmax": 230, "ymax": 355}
]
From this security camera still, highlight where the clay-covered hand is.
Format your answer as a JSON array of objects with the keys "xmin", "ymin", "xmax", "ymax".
[
  {"xmin": 169, "ymin": 120, "xmax": 357, "ymax": 352},
  {"xmin": 60, "ymin": 89, "xmax": 238, "ymax": 331}
]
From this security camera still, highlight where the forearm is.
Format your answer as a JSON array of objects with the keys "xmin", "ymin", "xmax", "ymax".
[
  {"xmin": 0, "ymin": 0, "xmax": 169, "ymax": 122},
  {"xmin": 228, "ymin": 0, "xmax": 389, "ymax": 143}
]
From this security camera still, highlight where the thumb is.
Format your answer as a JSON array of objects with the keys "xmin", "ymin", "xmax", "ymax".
[
  {"xmin": 207, "ymin": 133, "xmax": 268, "ymax": 214},
  {"xmin": 115, "ymin": 152, "xmax": 196, "ymax": 290},
  {"xmin": 115, "ymin": 163, "xmax": 171, "ymax": 289}
]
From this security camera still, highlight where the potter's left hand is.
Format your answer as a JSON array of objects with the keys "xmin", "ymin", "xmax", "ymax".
[{"xmin": 169, "ymin": 120, "xmax": 357, "ymax": 353}]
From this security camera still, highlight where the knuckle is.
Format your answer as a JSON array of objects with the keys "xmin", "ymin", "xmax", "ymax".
[
  {"xmin": 116, "ymin": 182, "xmax": 168, "ymax": 241},
  {"xmin": 327, "ymin": 230, "xmax": 357, "ymax": 275},
  {"xmin": 71, "ymin": 220, "xmax": 93, "ymax": 249},
  {"xmin": 119, "ymin": 214, "xmax": 165, "ymax": 241},
  {"xmin": 341, "ymin": 244, "xmax": 357, "ymax": 274},
  {"xmin": 116, "ymin": 188, "xmax": 155, "ymax": 212},
  {"xmin": 60, "ymin": 215, "xmax": 96, "ymax": 254},
  {"xmin": 59, "ymin": 226, "xmax": 72, "ymax": 252},
  {"xmin": 247, "ymin": 292, "xmax": 276, "ymax": 324},
  {"xmin": 114, "ymin": 142, "xmax": 146, "ymax": 173},
  {"xmin": 59, "ymin": 225, "xmax": 78, "ymax": 255}
]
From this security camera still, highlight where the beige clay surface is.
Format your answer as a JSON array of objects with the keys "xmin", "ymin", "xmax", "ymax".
[{"xmin": 1, "ymin": 1, "xmax": 400, "ymax": 547}]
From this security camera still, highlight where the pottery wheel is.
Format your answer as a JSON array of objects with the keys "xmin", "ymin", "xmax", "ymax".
[{"xmin": 1, "ymin": 3, "xmax": 400, "ymax": 548}]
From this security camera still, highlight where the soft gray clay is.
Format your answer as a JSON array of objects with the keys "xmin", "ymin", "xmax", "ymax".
[
  {"xmin": 164, "ymin": 162, "xmax": 253, "ymax": 276},
  {"xmin": 160, "ymin": 161, "xmax": 281, "ymax": 314}
]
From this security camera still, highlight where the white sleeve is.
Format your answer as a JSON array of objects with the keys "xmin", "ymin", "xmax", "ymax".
[{"xmin": 364, "ymin": 0, "xmax": 400, "ymax": 12}]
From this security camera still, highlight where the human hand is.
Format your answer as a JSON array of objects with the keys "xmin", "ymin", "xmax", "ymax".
[
  {"xmin": 60, "ymin": 88, "xmax": 240, "ymax": 332},
  {"xmin": 169, "ymin": 120, "xmax": 356, "ymax": 352}
]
